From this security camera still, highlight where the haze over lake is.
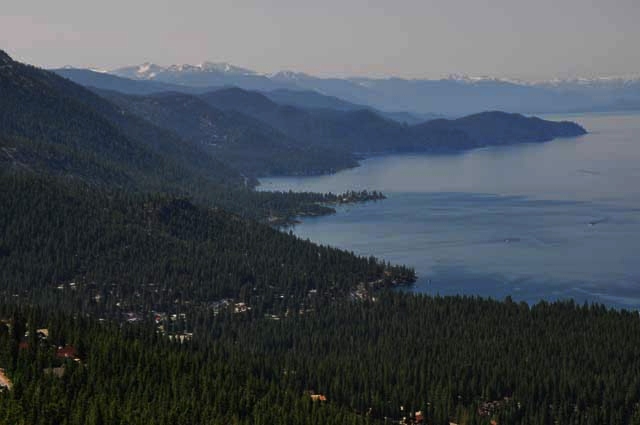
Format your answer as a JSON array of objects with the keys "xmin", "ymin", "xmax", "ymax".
[{"xmin": 260, "ymin": 112, "xmax": 640, "ymax": 309}]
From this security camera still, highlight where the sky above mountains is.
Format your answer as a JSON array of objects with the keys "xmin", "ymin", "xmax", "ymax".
[{"xmin": 1, "ymin": 0, "xmax": 638, "ymax": 80}]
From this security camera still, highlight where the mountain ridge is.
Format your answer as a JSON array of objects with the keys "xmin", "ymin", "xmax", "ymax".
[
  {"xmin": 105, "ymin": 60, "xmax": 640, "ymax": 115},
  {"xmin": 200, "ymin": 87, "xmax": 586, "ymax": 154},
  {"xmin": 97, "ymin": 89, "xmax": 358, "ymax": 177},
  {"xmin": 110, "ymin": 60, "xmax": 640, "ymax": 85},
  {"xmin": 53, "ymin": 68, "xmax": 438, "ymax": 124}
]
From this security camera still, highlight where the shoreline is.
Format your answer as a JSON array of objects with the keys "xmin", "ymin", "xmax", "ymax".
[
  {"xmin": 256, "ymin": 130, "xmax": 588, "ymax": 190},
  {"xmin": 256, "ymin": 132, "xmax": 588, "ymax": 227}
]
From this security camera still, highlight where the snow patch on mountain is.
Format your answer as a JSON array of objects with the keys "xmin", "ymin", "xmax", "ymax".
[
  {"xmin": 113, "ymin": 61, "xmax": 257, "ymax": 78},
  {"xmin": 535, "ymin": 75, "xmax": 640, "ymax": 87},
  {"xmin": 110, "ymin": 59, "xmax": 640, "ymax": 88},
  {"xmin": 270, "ymin": 70, "xmax": 313, "ymax": 81}
]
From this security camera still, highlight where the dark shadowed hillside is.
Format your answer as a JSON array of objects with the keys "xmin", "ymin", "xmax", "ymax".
[
  {"xmin": 98, "ymin": 90, "xmax": 357, "ymax": 176},
  {"xmin": 408, "ymin": 111, "xmax": 588, "ymax": 151},
  {"xmin": 264, "ymin": 88, "xmax": 366, "ymax": 111},
  {"xmin": 264, "ymin": 88, "xmax": 441, "ymax": 123},
  {"xmin": 53, "ymin": 69, "xmax": 440, "ymax": 124},
  {"xmin": 0, "ymin": 50, "xmax": 243, "ymax": 191},
  {"xmin": 201, "ymin": 88, "xmax": 587, "ymax": 154}
]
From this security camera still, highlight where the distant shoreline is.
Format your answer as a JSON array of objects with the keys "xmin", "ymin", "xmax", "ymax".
[{"xmin": 256, "ymin": 130, "xmax": 588, "ymax": 189}]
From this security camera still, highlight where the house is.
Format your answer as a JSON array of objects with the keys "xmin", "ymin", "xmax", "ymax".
[
  {"xmin": 43, "ymin": 366, "xmax": 65, "ymax": 378},
  {"xmin": 310, "ymin": 394, "xmax": 327, "ymax": 402},
  {"xmin": 234, "ymin": 302, "xmax": 250, "ymax": 313},
  {"xmin": 168, "ymin": 333, "xmax": 193, "ymax": 343},
  {"xmin": 56, "ymin": 345, "xmax": 80, "ymax": 361}
]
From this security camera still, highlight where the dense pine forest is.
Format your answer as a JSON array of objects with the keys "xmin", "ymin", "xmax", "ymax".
[
  {"xmin": 0, "ymin": 172, "xmax": 409, "ymax": 315},
  {"xmin": 1, "ymin": 296, "xmax": 640, "ymax": 425}
]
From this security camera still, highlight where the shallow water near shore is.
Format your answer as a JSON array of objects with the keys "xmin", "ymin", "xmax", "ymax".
[{"xmin": 259, "ymin": 112, "xmax": 640, "ymax": 309}]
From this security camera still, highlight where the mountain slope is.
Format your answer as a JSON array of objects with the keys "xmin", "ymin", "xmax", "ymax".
[
  {"xmin": 263, "ymin": 88, "xmax": 440, "ymax": 123},
  {"xmin": 0, "ymin": 50, "xmax": 243, "ymax": 192},
  {"xmin": 200, "ymin": 88, "xmax": 404, "ymax": 152},
  {"xmin": 264, "ymin": 88, "xmax": 366, "ymax": 111},
  {"xmin": 53, "ymin": 67, "xmax": 202, "ymax": 95},
  {"xmin": 201, "ymin": 88, "xmax": 587, "ymax": 154},
  {"xmin": 53, "ymin": 68, "xmax": 437, "ymax": 124},
  {"xmin": 0, "ymin": 173, "xmax": 412, "ymax": 309},
  {"xmin": 409, "ymin": 111, "xmax": 588, "ymax": 151},
  {"xmin": 97, "ymin": 90, "xmax": 357, "ymax": 176}
]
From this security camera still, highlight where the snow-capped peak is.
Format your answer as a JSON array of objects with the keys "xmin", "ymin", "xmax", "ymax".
[
  {"xmin": 441, "ymin": 73, "xmax": 526, "ymax": 85},
  {"xmin": 60, "ymin": 65, "xmax": 109, "ymax": 73},
  {"xmin": 134, "ymin": 62, "xmax": 163, "ymax": 79},
  {"xmin": 534, "ymin": 75, "xmax": 640, "ymax": 87},
  {"xmin": 269, "ymin": 70, "xmax": 312, "ymax": 80},
  {"xmin": 197, "ymin": 62, "xmax": 256, "ymax": 75},
  {"xmin": 107, "ymin": 62, "xmax": 164, "ymax": 79},
  {"xmin": 114, "ymin": 61, "xmax": 259, "ymax": 77}
]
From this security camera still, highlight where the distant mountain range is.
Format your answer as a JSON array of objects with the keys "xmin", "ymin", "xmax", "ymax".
[
  {"xmin": 84, "ymin": 61, "xmax": 640, "ymax": 116},
  {"xmin": 53, "ymin": 67, "xmax": 197, "ymax": 95},
  {"xmin": 54, "ymin": 68, "xmax": 439, "ymax": 124},
  {"xmin": 1, "ymin": 50, "xmax": 585, "ymax": 196},
  {"xmin": 111, "ymin": 61, "xmax": 276, "ymax": 91}
]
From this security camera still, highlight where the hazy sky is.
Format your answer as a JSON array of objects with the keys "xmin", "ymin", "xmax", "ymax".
[{"xmin": 1, "ymin": 0, "xmax": 638, "ymax": 79}]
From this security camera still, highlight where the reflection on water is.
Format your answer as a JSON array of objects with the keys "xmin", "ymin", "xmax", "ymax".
[{"xmin": 259, "ymin": 112, "xmax": 640, "ymax": 309}]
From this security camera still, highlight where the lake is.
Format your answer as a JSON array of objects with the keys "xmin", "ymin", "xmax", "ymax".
[{"xmin": 259, "ymin": 112, "xmax": 640, "ymax": 309}]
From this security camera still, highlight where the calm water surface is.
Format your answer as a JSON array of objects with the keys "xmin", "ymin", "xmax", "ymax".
[{"xmin": 259, "ymin": 112, "xmax": 640, "ymax": 309}]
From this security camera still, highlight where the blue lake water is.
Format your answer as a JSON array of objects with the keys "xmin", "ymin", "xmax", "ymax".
[{"xmin": 259, "ymin": 112, "xmax": 640, "ymax": 309}]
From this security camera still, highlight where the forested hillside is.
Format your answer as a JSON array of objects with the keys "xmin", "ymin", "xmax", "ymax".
[
  {"xmin": 200, "ymin": 88, "xmax": 586, "ymax": 153},
  {"xmin": 99, "ymin": 90, "xmax": 357, "ymax": 176},
  {"xmin": 1, "ymin": 295, "xmax": 640, "ymax": 425},
  {"xmin": 0, "ymin": 173, "xmax": 411, "ymax": 315},
  {"xmin": 409, "ymin": 112, "xmax": 590, "ymax": 150},
  {"xmin": 0, "ymin": 50, "xmax": 375, "ymax": 223},
  {"xmin": 0, "ymin": 50, "xmax": 243, "ymax": 191}
]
